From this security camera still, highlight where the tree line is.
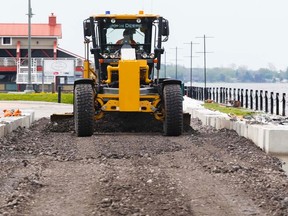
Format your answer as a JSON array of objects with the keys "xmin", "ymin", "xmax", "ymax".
[{"xmin": 161, "ymin": 64, "xmax": 288, "ymax": 83}]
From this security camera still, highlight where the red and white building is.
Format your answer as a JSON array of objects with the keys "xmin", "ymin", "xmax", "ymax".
[{"xmin": 0, "ymin": 13, "xmax": 83, "ymax": 91}]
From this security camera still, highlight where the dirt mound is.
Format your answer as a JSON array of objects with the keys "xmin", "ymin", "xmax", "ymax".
[{"xmin": 0, "ymin": 117, "xmax": 287, "ymax": 216}]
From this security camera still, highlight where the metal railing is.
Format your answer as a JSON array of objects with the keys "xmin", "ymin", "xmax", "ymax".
[
  {"xmin": 0, "ymin": 57, "xmax": 17, "ymax": 66},
  {"xmin": 0, "ymin": 57, "xmax": 83, "ymax": 67}
]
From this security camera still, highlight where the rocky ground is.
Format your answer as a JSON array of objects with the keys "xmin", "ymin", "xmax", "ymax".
[{"xmin": 0, "ymin": 114, "xmax": 288, "ymax": 216}]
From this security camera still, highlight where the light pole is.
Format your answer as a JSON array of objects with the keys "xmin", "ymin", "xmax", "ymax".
[{"xmin": 25, "ymin": 0, "xmax": 34, "ymax": 92}]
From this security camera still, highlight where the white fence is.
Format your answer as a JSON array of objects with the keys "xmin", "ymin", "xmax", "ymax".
[{"xmin": 15, "ymin": 58, "xmax": 81, "ymax": 84}]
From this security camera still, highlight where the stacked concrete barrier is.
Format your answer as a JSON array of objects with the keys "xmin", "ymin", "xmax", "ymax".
[
  {"xmin": 183, "ymin": 96, "xmax": 288, "ymax": 155},
  {"xmin": 0, "ymin": 110, "xmax": 35, "ymax": 138}
]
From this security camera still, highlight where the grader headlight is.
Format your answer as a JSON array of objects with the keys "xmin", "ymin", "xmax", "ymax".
[
  {"xmin": 101, "ymin": 53, "xmax": 109, "ymax": 59},
  {"xmin": 141, "ymin": 52, "xmax": 148, "ymax": 58},
  {"xmin": 109, "ymin": 53, "xmax": 116, "ymax": 59},
  {"xmin": 141, "ymin": 52, "xmax": 155, "ymax": 59},
  {"xmin": 149, "ymin": 53, "xmax": 155, "ymax": 58}
]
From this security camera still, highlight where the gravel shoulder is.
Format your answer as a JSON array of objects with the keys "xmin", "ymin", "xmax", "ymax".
[{"xmin": 0, "ymin": 116, "xmax": 287, "ymax": 216}]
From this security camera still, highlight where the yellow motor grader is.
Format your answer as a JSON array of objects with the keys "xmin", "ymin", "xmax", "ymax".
[{"xmin": 73, "ymin": 11, "xmax": 186, "ymax": 137}]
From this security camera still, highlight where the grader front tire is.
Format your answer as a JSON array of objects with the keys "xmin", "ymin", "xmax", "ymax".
[
  {"xmin": 74, "ymin": 84, "xmax": 95, "ymax": 137},
  {"xmin": 163, "ymin": 84, "xmax": 183, "ymax": 136}
]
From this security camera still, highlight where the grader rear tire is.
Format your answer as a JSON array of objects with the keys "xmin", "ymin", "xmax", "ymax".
[
  {"xmin": 163, "ymin": 84, "xmax": 183, "ymax": 136},
  {"xmin": 74, "ymin": 84, "xmax": 95, "ymax": 137}
]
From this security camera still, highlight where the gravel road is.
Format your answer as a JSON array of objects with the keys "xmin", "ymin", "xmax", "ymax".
[{"xmin": 0, "ymin": 115, "xmax": 287, "ymax": 216}]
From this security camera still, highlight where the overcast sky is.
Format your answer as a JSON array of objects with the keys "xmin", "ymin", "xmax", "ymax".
[{"xmin": 2, "ymin": 0, "xmax": 288, "ymax": 71}]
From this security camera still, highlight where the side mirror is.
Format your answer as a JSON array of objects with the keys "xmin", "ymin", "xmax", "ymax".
[
  {"xmin": 162, "ymin": 19, "xmax": 169, "ymax": 37},
  {"xmin": 83, "ymin": 20, "xmax": 92, "ymax": 37}
]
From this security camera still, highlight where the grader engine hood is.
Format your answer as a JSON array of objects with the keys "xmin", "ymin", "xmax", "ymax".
[{"xmin": 118, "ymin": 60, "xmax": 140, "ymax": 111}]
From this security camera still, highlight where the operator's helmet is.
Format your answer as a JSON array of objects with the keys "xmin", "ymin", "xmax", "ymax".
[
  {"xmin": 123, "ymin": 28, "xmax": 135, "ymax": 36},
  {"xmin": 123, "ymin": 29, "xmax": 130, "ymax": 36}
]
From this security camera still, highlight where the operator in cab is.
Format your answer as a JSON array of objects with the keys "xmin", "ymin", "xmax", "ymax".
[{"xmin": 116, "ymin": 29, "xmax": 136, "ymax": 45}]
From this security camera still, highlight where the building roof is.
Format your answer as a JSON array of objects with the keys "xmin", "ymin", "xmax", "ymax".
[{"xmin": 0, "ymin": 23, "xmax": 62, "ymax": 38}]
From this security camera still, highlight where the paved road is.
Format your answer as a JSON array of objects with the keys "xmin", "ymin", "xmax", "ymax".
[
  {"xmin": 0, "ymin": 97, "xmax": 193, "ymax": 121},
  {"xmin": 0, "ymin": 101, "xmax": 73, "ymax": 120}
]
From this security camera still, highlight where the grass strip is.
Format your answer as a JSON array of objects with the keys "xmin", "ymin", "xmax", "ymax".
[
  {"xmin": 0, "ymin": 93, "xmax": 73, "ymax": 104},
  {"xmin": 203, "ymin": 102, "xmax": 255, "ymax": 117}
]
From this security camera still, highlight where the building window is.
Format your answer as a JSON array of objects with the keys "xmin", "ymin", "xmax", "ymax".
[{"xmin": 2, "ymin": 37, "xmax": 12, "ymax": 45}]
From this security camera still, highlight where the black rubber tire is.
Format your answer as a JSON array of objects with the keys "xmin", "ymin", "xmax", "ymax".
[
  {"xmin": 74, "ymin": 84, "xmax": 95, "ymax": 137},
  {"xmin": 163, "ymin": 84, "xmax": 183, "ymax": 136}
]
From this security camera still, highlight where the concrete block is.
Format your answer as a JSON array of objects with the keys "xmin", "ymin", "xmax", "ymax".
[
  {"xmin": 231, "ymin": 121, "xmax": 240, "ymax": 134},
  {"xmin": 20, "ymin": 115, "xmax": 31, "ymax": 128},
  {"xmin": 230, "ymin": 120, "xmax": 237, "ymax": 131},
  {"xmin": 0, "ymin": 124, "xmax": 5, "ymax": 137},
  {"xmin": 3, "ymin": 120, "xmax": 13, "ymax": 135},
  {"xmin": 233, "ymin": 121, "xmax": 248, "ymax": 138},
  {"xmin": 264, "ymin": 126, "xmax": 288, "ymax": 154},
  {"xmin": 190, "ymin": 108, "xmax": 204, "ymax": 118},
  {"xmin": 215, "ymin": 116, "xmax": 231, "ymax": 130},
  {"xmin": 247, "ymin": 124, "xmax": 260, "ymax": 147},
  {"xmin": 0, "ymin": 111, "xmax": 35, "ymax": 138},
  {"xmin": 242, "ymin": 122, "xmax": 249, "ymax": 138},
  {"xmin": 256, "ymin": 126, "xmax": 266, "ymax": 150},
  {"xmin": 195, "ymin": 110, "xmax": 205, "ymax": 125},
  {"xmin": 209, "ymin": 115, "xmax": 217, "ymax": 128},
  {"xmin": 196, "ymin": 109, "xmax": 224, "ymax": 127},
  {"xmin": 22, "ymin": 110, "xmax": 35, "ymax": 125},
  {"xmin": 205, "ymin": 114, "xmax": 219, "ymax": 126}
]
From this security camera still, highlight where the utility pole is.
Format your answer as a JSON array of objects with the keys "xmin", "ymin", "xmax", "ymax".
[
  {"xmin": 164, "ymin": 50, "xmax": 167, "ymax": 78},
  {"xmin": 196, "ymin": 34, "xmax": 213, "ymax": 100},
  {"xmin": 25, "ymin": 0, "xmax": 34, "ymax": 93},
  {"xmin": 170, "ymin": 47, "xmax": 182, "ymax": 80},
  {"xmin": 175, "ymin": 46, "xmax": 178, "ymax": 80},
  {"xmin": 184, "ymin": 41, "xmax": 199, "ymax": 88}
]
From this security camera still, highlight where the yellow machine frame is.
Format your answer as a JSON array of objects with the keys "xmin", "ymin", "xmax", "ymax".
[{"xmin": 83, "ymin": 59, "xmax": 163, "ymax": 121}]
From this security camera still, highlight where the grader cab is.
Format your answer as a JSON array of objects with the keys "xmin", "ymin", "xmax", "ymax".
[{"xmin": 73, "ymin": 11, "xmax": 185, "ymax": 137}]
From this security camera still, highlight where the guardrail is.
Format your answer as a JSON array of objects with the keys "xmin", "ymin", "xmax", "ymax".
[
  {"xmin": 186, "ymin": 86, "xmax": 287, "ymax": 116},
  {"xmin": 0, "ymin": 83, "xmax": 73, "ymax": 93}
]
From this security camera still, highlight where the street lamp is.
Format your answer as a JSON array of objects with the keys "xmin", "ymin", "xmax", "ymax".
[{"xmin": 25, "ymin": 0, "xmax": 34, "ymax": 92}]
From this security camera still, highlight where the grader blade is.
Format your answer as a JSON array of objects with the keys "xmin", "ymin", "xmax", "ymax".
[{"xmin": 50, "ymin": 113, "xmax": 74, "ymax": 122}]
